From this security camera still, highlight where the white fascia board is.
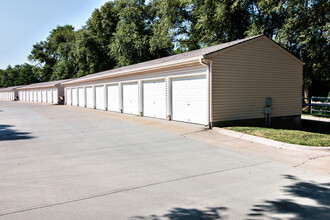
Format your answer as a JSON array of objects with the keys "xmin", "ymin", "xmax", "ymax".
[
  {"xmin": 63, "ymin": 56, "xmax": 203, "ymax": 85},
  {"xmin": 17, "ymin": 85, "xmax": 57, "ymax": 90}
]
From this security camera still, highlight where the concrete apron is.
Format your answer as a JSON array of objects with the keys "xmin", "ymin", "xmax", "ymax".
[{"xmin": 0, "ymin": 101, "xmax": 329, "ymax": 219}]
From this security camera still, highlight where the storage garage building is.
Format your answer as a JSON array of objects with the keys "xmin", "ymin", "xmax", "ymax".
[
  {"xmin": 17, "ymin": 79, "xmax": 70, "ymax": 104},
  {"xmin": 62, "ymin": 35, "xmax": 304, "ymax": 127},
  {"xmin": 0, "ymin": 86, "xmax": 21, "ymax": 101}
]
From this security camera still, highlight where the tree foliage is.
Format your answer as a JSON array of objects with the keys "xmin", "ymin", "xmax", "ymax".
[
  {"xmin": 0, "ymin": 64, "xmax": 38, "ymax": 87},
  {"xmin": 1, "ymin": 0, "xmax": 328, "ymax": 96}
]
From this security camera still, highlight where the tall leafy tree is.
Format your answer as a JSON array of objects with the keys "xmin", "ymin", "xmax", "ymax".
[
  {"xmin": 74, "ymin": 30, "xmax": 113, "ymax": 77},
  {"xmin": 110, "ymin": 0, "xmax": 172, "ymax": 67},
  {"xmin": 149, "ymin": 0, "xmax": 188, "ymax": 54},
  {"xmin": 192, "ymin": 0, "xmax": 250, "ymax": 46},
  {"xmin": 0, "ymin": 64, "xmax": 38, "ymax": 87},
  {"xmin": 110, "ymin": 0, "xmax": 152, "ymax": 67},
  {"xmin": 14, "ymin": 63, "xmax": 39, "ymax": 86},
  {"xmin": 28, "ymin": 25, "xmax": 76, "ymax": 80},
  {"xmin": 1, "ymin": 0, "xmax": 328, "ymax": 97},
  {"xmin": 28, "ymin": 41, "xmax": 55, "ymax": 82},
  {"xmin": 75, "ymin": 1, "xmax": 120, "ymax": 76}
]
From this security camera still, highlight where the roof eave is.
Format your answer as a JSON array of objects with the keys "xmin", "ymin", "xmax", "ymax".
[
  {"xmin": 62, "ymin": 56, "xmax": 204, "ymax": 85},
  {"xmin": 17, "ymin": 85, "xmax": 57, "ymax": 90}
]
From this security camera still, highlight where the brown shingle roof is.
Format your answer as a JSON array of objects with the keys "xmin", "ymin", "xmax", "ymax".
[
  {"xmin": 17, "ymin": 79, "xmax": 72, "ymax": 90},
  {"xmin": 0, "ymin": 85, "xmax": 23, "ymax": 91}
]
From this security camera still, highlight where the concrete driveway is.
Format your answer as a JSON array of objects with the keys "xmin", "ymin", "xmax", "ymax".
[{"xmin": 0, "ymin": 101, "xmax": 329, "ymax": 219}]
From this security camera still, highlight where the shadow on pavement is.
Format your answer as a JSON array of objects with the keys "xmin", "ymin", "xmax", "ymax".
[
  {"xmin": 131, "ymin": 207, "xmax": 228, "ymax": 219},
  {"xmin": 0, "ymin": 124, "xmax": 34, "ymax": 141},
  {"xmin": 247, "ymin": 174, "xmax": 330, "ymax": 219}
]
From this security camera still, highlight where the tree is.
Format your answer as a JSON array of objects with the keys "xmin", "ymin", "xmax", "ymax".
[
  {"xmin": 149, "ymin": 0, "xmax": 187, "ymax": 54},
  {"xmin": 74, "ymin": 30, "xmax": 113, "ymax": 77},
  {"xmin": 0, "ymin": 64, "xmax": 38, "ymax": 87},
  {"xmin": 110, "ymin": 0, "xmax": 152, "ymax": 67},
  {"xmin": 28, "ymin": 25, "xmax": 76, "ymax": 81},
  {"xmin": 2, "ymin": 0, "xmax": 327, "ymax": 97},
  {"xmin": 15, "ymin": 63, "xmax": 39, "ymax": 86},
  {"xmin": 75, "ymin": 1, "xmax": 120, "ymax": 76},
  {"xmin": 110, "ymin": 0, "xmax": 172, "ymax": 67},
  {"xmin": 28, "ymin": 41, "xmax": 55, "ymax": 82}
]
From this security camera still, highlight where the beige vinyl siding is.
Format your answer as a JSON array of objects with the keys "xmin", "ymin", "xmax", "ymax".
[{"xmin": 211, "ymin": 37, "xmax": 303, "ymax": 122}]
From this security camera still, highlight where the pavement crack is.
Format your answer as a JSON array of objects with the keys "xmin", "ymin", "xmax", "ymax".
[
  {"xmin": 0, "ymin": 161, "xmax": 269, "ymax": 217},
  {"xmin": 294, "ymin": 155, "xmax": 330, "ymax": 168},
  {"xmin": 180, "ymin": 128, "xmax": 209, "ymax": 137}
]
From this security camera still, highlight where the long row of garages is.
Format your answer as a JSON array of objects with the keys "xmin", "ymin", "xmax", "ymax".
[
  {"xmin": 65, "ymin": 74, "xmax": 207, "ymax": 125},
  {"xmin": 0, "ymin": 91, "xmax": 15, "ymax": 101},
  {"xmin": 18, "ymin": 89, "xmax": 59, "ymax": 104},
  {"xmin": 0, "ymin": 35, "xmax": 303, "ymax": 127}
]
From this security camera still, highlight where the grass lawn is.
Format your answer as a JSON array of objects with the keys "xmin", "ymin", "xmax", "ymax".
[{"xmin": 227, "ymin": 125, "xmax": 330, "ymax": 147}]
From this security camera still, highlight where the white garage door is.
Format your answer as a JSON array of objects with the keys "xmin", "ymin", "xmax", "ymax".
[
  {"xmin": 26, "ymin": 91, "xmax": 29, "ymax": 101},
  {"xmin": 30, "ymin": 91, "xmax": 33, "ymax": 101},
  {"xmin": 86, "ymin": 87, "xmax": 94, "ymax": 108},
  {"xmin": 95, "ymin": 86, "xmax": 105, "ymax": 110},
  {"xmin": 34, "ymin": 91, "xmax": 37, "ymax": 102},
  {"xmin": 52, "ymin": 89, "xmax": 58, "ymax": 104},
  {"xmin": 66, "ymin": 88, "xmax": 71, "ymax": 105},
  {"xmin": 37, "ymin": 90, "xmax": 42, "ymax": 102},
  {"xmin": 72, "ymin": 88, "xmax": 77, "ymax": 106},
  {"xmin": 107, "ymin": 84, "xmax": 119, "ymax": 112},
  {"xmin": 123, "ymin": 82, "xmax": 138, "ymax": 115},
  {"xmin": 172, "ymin": 75, "xmax": 207, "ymax": 125},
  {"xmin": 78, "ymin": 87, "xmax": 84, "ymax": 107},
  {"xmin": 143, "ymin": 80, "xmax": 166, "ymax": 119},
  {"xmin": 47, "ymin": 90, "xmax": 52, "ymax": 103},
  {"xmin": 42, "ymin": 90, "xmax": 47, "ymax": 103}
]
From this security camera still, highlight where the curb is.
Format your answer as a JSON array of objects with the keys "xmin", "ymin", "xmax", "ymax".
[{"xmin": 212, "ymin": 127, "xmax": 330, "ymax": 152}]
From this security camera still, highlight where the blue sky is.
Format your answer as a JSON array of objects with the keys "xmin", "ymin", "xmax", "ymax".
[{"xmin": 0, "ymin": 0, "xmax": 109, "ymax": 69}]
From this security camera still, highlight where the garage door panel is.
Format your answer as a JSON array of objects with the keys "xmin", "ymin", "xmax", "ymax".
[
  {"xmin": 143, "ymin": 80, "xmax": 166, "ymax": 119},
  {"xmin": 86, "ymin": 87, "xmax": 94, "ymax": 108},
  {"xmin": 123, "ymin": 83, "xmax": 138, "ymax": 115},
  {"xmin": 172, "ymin": 75, "xmax": 207, "ymax": 124},
  {"xmin": 66, "ymin": 89, "xmax": 71, "ymax": 105},
  {"xmin": 37, "ymin": 90, "xmax": 42, "ymax": 102},
  {"xmin": 72, "ymin": 88, "xmax": 77, "ymax": 106},
  {"xmin": 78, "ymin": 88, "xmax": 84, "ymax": 107},
  {"xmin": 107, "ymin": 85, "xmax": 119, "ymax": 112},
  {"xmin": 95, "ymin": 86, "xmax": 105, "ymax": 110},
  {"xmin": 47, "ymin": 90, "xmax": 52, "ymax": 103},
  {"xmin": 42, "ymin": 90, "xmax": 47, "ymax": 103},
  {"xmin": 34, "ymin": 91, "xmax": 37, "ymax": 102},
  {"xmin": 52, "ymin": 89, "xmax": 58, "ymax": 104}
]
